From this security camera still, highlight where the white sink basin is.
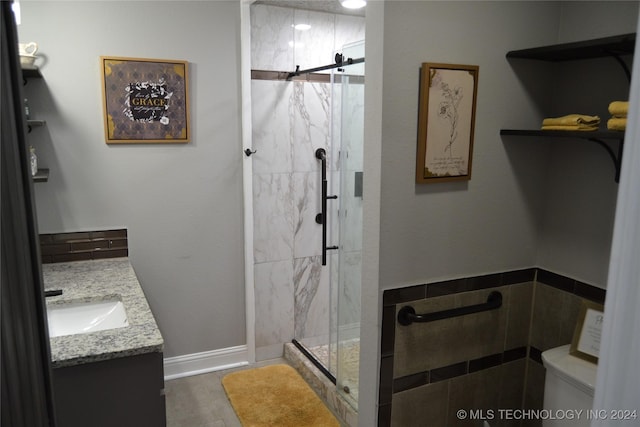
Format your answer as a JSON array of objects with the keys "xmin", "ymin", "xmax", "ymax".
[{"xmin": 47, "ymin": 299, "xmax": 129, "ymax": 338}]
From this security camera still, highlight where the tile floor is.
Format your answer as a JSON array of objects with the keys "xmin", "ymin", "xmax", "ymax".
[{"xmin": 164, "ymin": 358, "xmax": 289, "ymax": 427}]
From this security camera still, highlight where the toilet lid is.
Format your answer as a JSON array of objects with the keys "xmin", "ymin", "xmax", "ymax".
[{"xmin": 542, "ymin": 344, "xmax": 598, "ymax": 394}]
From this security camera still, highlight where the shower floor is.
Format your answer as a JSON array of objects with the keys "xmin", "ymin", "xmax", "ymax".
[{"xmin": 308, "ymin": 339, "xmax": 360, "ymax": 404}]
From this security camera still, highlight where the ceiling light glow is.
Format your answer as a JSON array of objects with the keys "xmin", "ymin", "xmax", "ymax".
[{"xmin": 340, "ymin": 0, "xmax": 366, "ymax": 9}]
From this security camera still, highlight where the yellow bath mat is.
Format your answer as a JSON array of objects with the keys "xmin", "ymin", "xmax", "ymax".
[{"xmin": 222, "ymin": 364, "xmax": 340, "ymax": 427}]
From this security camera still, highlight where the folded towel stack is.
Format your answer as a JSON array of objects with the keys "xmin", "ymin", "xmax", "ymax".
[
  {"xmin": 541, "ymin": 114, "xmax": 600, "ymax": 131},
  {"xmin": 607, "ymin": 101, "xmax": 628, "ymax": 131}
]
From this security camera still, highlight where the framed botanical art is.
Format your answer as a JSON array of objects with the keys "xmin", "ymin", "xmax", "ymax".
[
  {"xmin": 416, "ymin": 63, "xmax": 479, "ymax": 183},
  {"xmin": 101, "ymin": 56, "xmax": 190, "ymax": 144}
]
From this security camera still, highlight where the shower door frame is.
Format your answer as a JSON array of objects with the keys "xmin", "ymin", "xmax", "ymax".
[
  {"xmin": 241, "ymin": 0, "xmax": 364, "ymax": 403},
  {"xmin": 240, "ymin": 0, "xmax": 256, "ymax": 365}
]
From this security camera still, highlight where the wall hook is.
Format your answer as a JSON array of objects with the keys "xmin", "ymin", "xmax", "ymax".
[{"xmin": 244, "ymin": 148, "xmax": 257, "ymax": 157}]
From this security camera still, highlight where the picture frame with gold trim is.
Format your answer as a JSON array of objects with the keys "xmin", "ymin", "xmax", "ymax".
[
  {"xmin": 569, "ymin": 300, "xmax": 604, "ymax": 364},
  {"xmin": 416, "ymin": 62, "xmax": 479, "ymax": 183},
  {"xmin": 101, "ymin": 56, "xmax": 190, "ymax": 144}
]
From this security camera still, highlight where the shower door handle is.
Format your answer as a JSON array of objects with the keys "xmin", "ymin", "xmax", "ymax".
[{"xmin": 315, "ymin": 148, "xmax": 338, "ymax": 266}]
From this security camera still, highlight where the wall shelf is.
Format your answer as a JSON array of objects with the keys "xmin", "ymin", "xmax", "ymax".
[
  {"xmin": 500, "ymin": 129, "xmax": 625, "ymax": 182},
  {"xmin": 22, "ymin": 67, "xmax": 49, "ymax": 183},
  {"xmin": 502, "ymin": 33, "xmax": 635, "ymax": 183},
  {"xmin": 506, "ymin": 33, "xmax": 635, "ymax": 62},
  {"xmin": 33, "ymin": 168, "xmax": 49, "ymax": 183},
  {"xmin": 27, "ymin": 119, "xmax": 46, "ymax": 133},
  {"xmin": 500, "ymin": 129, "xmax": 624, "ymax": 139},
  {"xmin": 21, "ymin": 66, "xmax": 42, "ymax": 79}
]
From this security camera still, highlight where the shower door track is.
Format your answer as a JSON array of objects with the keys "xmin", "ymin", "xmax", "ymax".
[
  {"xmin": 291, "ymin": 339, "xmax": 337, "ymax": 384},
  {"xmin": 250, "ymin": 55, "xmax": 365, "ymax": 84},
  {"xmin": 251, "ymin": 70, "xmax": 365, "ymax": 84},
  {"xmin": 287, "ymin": 56, "xmax": 365, "ymax": 80}
]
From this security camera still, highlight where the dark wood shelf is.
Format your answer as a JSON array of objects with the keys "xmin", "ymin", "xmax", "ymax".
[
  {"xmin": 27, "ymin": 119, "xmax": 46, "ymax": 127},
  {"xmin": 22, "ymin": 69, "xmax": 49, "ymax": 183},
  {"xmin": 503, "ymin": 33, "xmax": 634, "ymax": 183},
  {"xmin": 33, "ymin": 168, "xmax": 49, "ymax": 183},
  {"xmin": 506, "ymin": 33, "xmax": 635, "ymax": 61},
  {"xmin": 500, "ymin": 129, "xmax": 624, "ymax": 139},
  {"xmin": 27, "ymin": 119, "xmax": 46, "ymax": 133},
  {"xmin": 501, "ymin": 129, "xmax": 625, "ymax": 182},
  {"xmin": 21, "ymin": 66, "xmax": 42, "ymax": 79}
]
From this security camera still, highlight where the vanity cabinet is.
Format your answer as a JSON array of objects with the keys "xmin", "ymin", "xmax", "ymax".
[
  {"xmin": 44, "ymin": 258, "xmax": 166, "ymax": 427},
  {"xmin": 52, "ymin": 352, "xmax": 166, "ymax": 427},
  {"xmin": 22, "ymin": 66, "xmax": 49, "ymax": 182},
  {"xmin": 500, "ymin": 33, "xmax": 635, "ymax": 182}
]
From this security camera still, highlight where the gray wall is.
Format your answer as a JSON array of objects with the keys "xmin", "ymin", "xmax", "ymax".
[
  {"xmin": 537, "ymin": 1, "xmax": 639, "ymax": 286},
  {"xmin": 378, "ymin": 1, "xmax": 637, "ymax": 292},
  {"xmin": 19, "ymin": 1, "xmax": 245, "ymax": 358},
  {"xmin": 379, "ymin": 1, "xmax": 559, "ymax": 289},
  {"xmin": 557, "ymin": 1, "xmax": 639, "ymax": 42}
]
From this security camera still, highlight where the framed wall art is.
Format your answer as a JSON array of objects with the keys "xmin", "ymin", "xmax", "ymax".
[
  {"xmin": 569, "ymin": 300, "xmax": 604, "ymax": 364},
  {"xmin": 416, "ymin": 63, "xmax": 479, "ymax": 183},
  {"xmin": 101, "ymin": 56, "xmax": 190, "ymax": 144}
]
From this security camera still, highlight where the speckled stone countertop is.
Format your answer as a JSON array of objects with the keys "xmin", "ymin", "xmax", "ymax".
[{"xmin": 42, "ymin": 258, "xmax": 163, "ymax": 368}]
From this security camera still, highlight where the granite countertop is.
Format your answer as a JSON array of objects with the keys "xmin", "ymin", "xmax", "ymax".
[{"xmin": 42, "ymin": 258, "xmax": 163, "ymax": 368}]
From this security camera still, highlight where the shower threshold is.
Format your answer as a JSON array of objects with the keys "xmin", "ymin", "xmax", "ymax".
[
  {"xmin": 291, "ymin": 339, "xmax": 336, "ymax": 384},
  {"xmin": 284, "ymin": 342, "xmax": 358, "ymax": 426}
]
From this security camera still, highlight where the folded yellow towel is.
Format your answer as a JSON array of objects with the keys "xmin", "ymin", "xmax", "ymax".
[
  {"xmin": 607, "ymin": 117, "xmax": 626, "ymax": 131},
  {"xmin": 608, "ymin": 101, "xmax": 629, "ymax": 118},
  {"xmin": 541, "ymin": 124, "xmax": 599, "ymax": 131},
  {"xmin": 542, "ymin": 114, "xmax": 600, "ymax": 127}
]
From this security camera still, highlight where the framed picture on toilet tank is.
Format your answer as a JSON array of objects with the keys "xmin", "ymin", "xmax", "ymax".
[
  {"xmin": 570, "ymin": 300, "xmax": 604, "ymax": 364},
  {"xmin": 100, "ymin": 56, "xmax": 190, "ymax": 144},
  {"xmin": 416, "ymin": 63, "xmax": 479, "ymax": 183}
]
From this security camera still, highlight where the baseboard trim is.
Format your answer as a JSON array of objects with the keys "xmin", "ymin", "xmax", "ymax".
[{"xmin": 163, "ymin": 345, "xmax": 249, "ymax": 381}]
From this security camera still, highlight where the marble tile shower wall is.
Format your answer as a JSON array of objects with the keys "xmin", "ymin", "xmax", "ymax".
[
  {"xmin": 250, "ymin": 4, "xmax": 364, "ymax": 360},
  {"xmin": 251, "ymin": 4, "xmax": 365, "ymax": 72}
]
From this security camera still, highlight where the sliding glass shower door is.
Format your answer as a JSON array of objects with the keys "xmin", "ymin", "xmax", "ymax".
[
  {"xmin": 333, "ymin": 40, "xmax": 364, "ymax": 410},
  {"xmin": 285, "ymin": 40, "xmax": 364, "ymax": 411}
]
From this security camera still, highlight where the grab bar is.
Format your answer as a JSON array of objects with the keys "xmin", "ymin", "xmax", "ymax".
[
  {"xmin": 315, "ymin": 148, "xmax": 338, "ymax": 265},
  {"xmin": 397, "ymin": 291, "xmax": 503, "ymax": 326}
]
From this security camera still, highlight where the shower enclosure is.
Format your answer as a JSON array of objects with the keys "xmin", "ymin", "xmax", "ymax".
[
  {"xmin": 294, "ymin": 41, "xmax": 365, "ymax": 409},
  {"xmin": 249, "ymin": 2, "xmax": 364, "ymax": 411}
]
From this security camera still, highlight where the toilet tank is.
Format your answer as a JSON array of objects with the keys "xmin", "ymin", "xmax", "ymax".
[{"xmin": 541, "ymin": 344, "xmax": 598, "ymax": 427}]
